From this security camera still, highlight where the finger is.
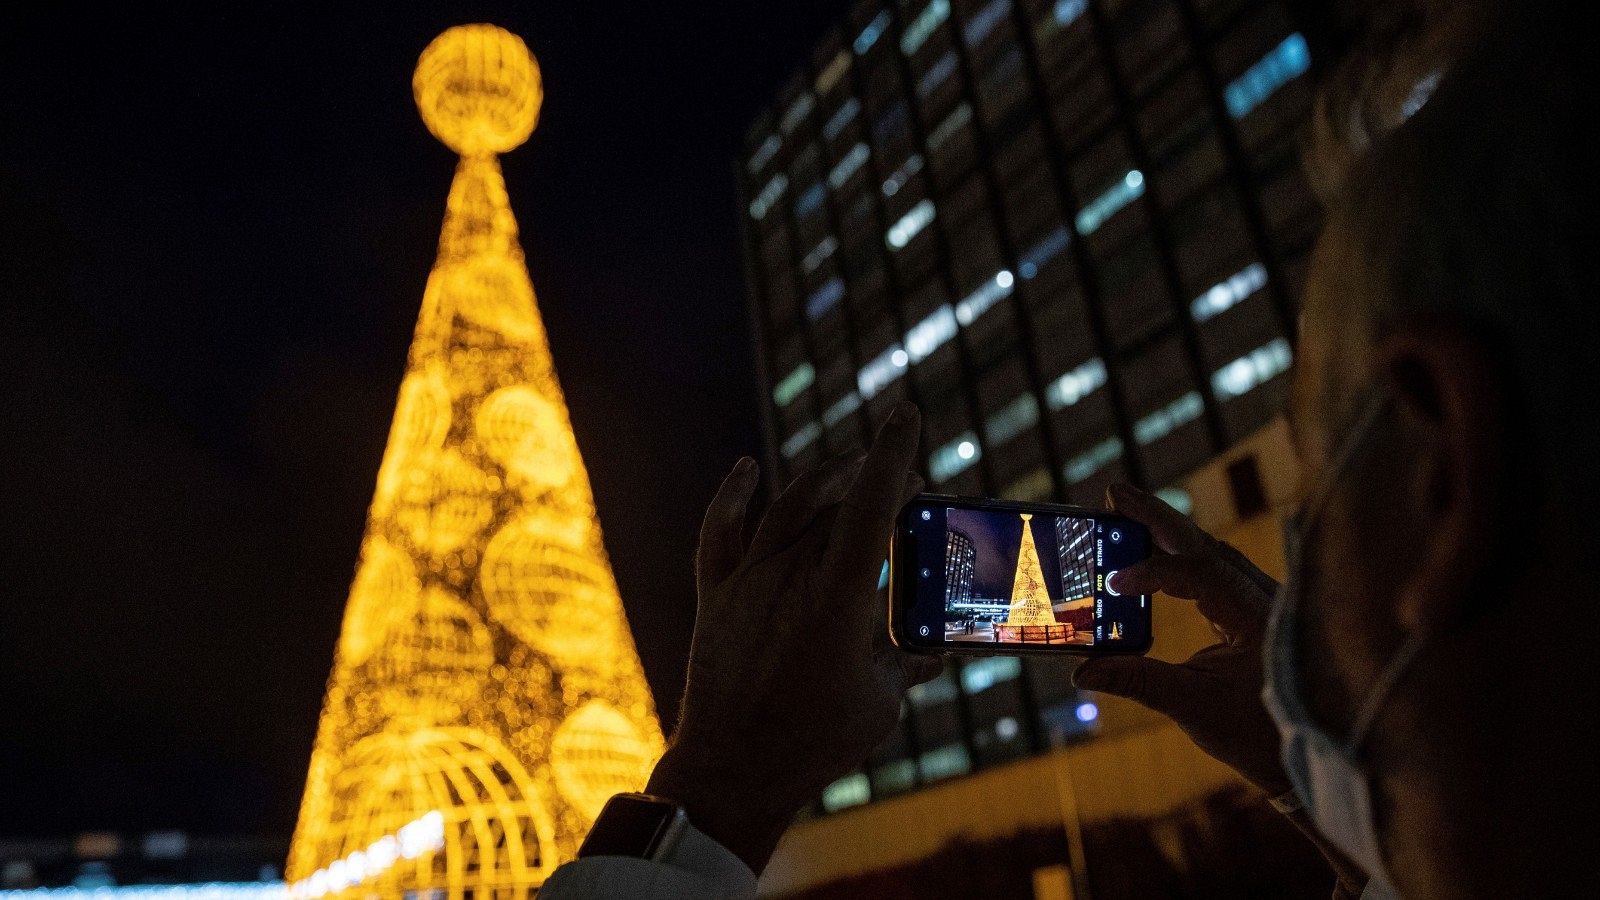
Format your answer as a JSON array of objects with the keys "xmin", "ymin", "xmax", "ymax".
[
  {"xmin": 1106, "ymin": 482, "xmax": 1209, "ymax": 556},
  {"xmin": 898, "ymin": 650, "xmax": 944, "ymax": 689},
  {"xmin": 1110, "ymin": 554, "xmax": 1265, "ymax": 640},
  {"xmin": 747, "ymin": 453, "xmax": 863, "ymax": 561},
  {"xmin": 898, "ymin": 469, "xmax": 926, "ymax": 508},
  {"xmin": 1214, "ymin": 539, "xmax": 1281, "ymax": 604},
  {"xmin": 695, "ymin": 457, "xmax": 759, "ymax": 596},
  {"xmin": 822, "ymin": 403, "xmax": 921, "ymax": 617},
  {"xmin": 1072, "ymin": 655, "xmax": 1194, "ymax": 719}
]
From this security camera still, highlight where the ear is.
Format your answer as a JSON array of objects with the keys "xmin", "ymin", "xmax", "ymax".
[{"xmin": 1375, "ymin": 317, "xmax": 1510, "ymax": 633}]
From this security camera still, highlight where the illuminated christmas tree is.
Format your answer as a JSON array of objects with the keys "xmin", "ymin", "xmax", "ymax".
[
  {"xmin": 285, "ymin": 24, "xmax": 663, "ymax": 898},
  {"xmin": 1005, "ymin": 514, "xmax": 1058, "ymax": 628}
]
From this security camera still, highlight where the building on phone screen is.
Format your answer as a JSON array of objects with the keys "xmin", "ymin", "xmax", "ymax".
[{"xmin": 738, "ymin": 0, "xmax": 1342, "ymax": 895}]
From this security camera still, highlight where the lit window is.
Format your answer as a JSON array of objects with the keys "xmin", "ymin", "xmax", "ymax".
[
  {"xmin": 805, "ymin": 278, "xmax": 845, "ymax": 320},
  {"xmin": 747, "ymin": 134, "xmax": 781, "ymax": 175},
  {"xmin": 782, "ymin": 421, "xmax": 822, "ymax": 458},
  {"xmin": 1225, "ymin": 33, "xmax": 1310, "ymax": 119},
  {"xmin": 749, "ymin": 173, "xmax": 788, "ymax": 220},
  {"xmin": 955, "ymin": 269, "xmax": 1015, "ymax": 324},
  {"xmin": 1054, "ymin": 0, "xmax": 1088, "ymax": 26},
  {"xmin": 1155, "ymin": 486, "xmax": 1194, "ymax": 515},
  {"xmin": 1211, "ymin": 337, "xmax": 1293, "ymax": 400},
  {"xmin": 908, "ymin": 672, "xmax": 958, "ymax": 707},
  {"xmin": 1046, "ymin": 358, "xmax": 1107, "ymax": 409},
  {"xmin": 887, "ymin": 199, "xmax": 937, "ymax": 249},
  {"xmin": 961, "ymin": 655, "xmax": 1022, "ymax": 693},
  {"xmin": 986, "ymin": 394, "xmax": 1039, "ymax": 446},
  {"xmin": 1191, "ymin": 261, "xmax": 1268, "ymax": 322},
  {"xmin": 821, "ymin": 772, "xmax": 871, "ymax": 811},
  {"xmin": 928, "ymin": 102, "xmax": 971, "ymax": 150},
  {"xmin": 901, "ymin": 0, "xmax": 951, "ymax": 55},
  {"xmin": 773, "ymin": 362, "xmax": 815, "ymax": 407},
  {"xmin": 873, "ymin": 758, "xmax": 917, "ymax": 794},
  {"xmin": 823, "ymin": 390, "xmax": 862, "ymax": 426},
  {"xmin": 882, "ymin": 154, "xmax": 925, "ymax": 197},
  {"xmin": 918, "ymin": 742, "xmax": 971, "ymax": 781},
  {"xmin": 1065, "ymin": 436, "xmax": 1123, "ymax": 483},
  {"xmin": 855, "ymin": 11, "xmax": 891, "ymax": 55},
  {"xmin": 823, "ymin": 97, "xmax": 860, "ymax": 141},
  {"xmin": 815, "ymin": 49, "xmax": 852, "ymax": 94},
  {"xmin": 794, "ymin": 181, "xmax": 826, "ymax": 219},
  {"xmin": 780, "ymin": 92, "xmax": 816, "ymax": 134},
  {"xmin": 1019, "ymin": 225, "xmax": 1071, "ymax": 279},
  {"xmin": 904, "ymin": 305, "xmax": 959, "ymax": 363},
  {"xmin": 917, "ymin": 51, "xmax": 958, "ymax": 98},
  {"xmin": 1134, "ymin": 391, "xmax": 1204, "ymax": 445},
  {"xmin": 930, "ymin": 431, "xmax": 982, "ymax": 482},
  {"xmin": 1402, "ymin": 69, "xmax": 1444, "ymax": 119},
  {"xmin": 1002, "ymin": 467, "xmax": 1053, "ymax": 501},
  {"xmin": 858, "ymin": 343, "xmax": 909, "ymax": 398},
  {"xmin": 963, "ymin": 0, "xmax": 1011, "ymax": 46},
  {"xmin": 829, "ymin": 143, "xmax": 871, "ymax": 190},
  {"xmin": 802, "ymin": 235, "xmax": 838, "ymax": 274},
  {"xmin": 1075, "ymin": 169, "xmax": 1144, "ymax": 235}
]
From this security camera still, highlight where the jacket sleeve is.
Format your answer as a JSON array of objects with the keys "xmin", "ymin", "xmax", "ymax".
[{"xmin": 538, "ymin": 821, "xmax": 758, "ymax": 899}]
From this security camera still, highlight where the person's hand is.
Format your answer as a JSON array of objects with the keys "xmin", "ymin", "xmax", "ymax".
[
  {"xmin": 1072, "ymin": 483, "xmax": 1291, "ymax": 796},
  {"xmin": 646, "ymin": 402, "xmax": 942, "ymax": 873}
]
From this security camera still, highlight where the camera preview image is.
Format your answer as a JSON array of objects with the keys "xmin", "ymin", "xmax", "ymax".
[{"xmin": 943, "ymin": 509, "xmax": 1095, "ymax": 645}]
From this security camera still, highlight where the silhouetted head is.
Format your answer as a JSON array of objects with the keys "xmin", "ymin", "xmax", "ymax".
[{"xmin": 1286, "ymin": 5, "xmax": 1598, "ymax": 896}]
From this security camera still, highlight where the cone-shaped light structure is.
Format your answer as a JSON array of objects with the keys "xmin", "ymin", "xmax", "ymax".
[
  {"xmin": 1006, "ymin": 514, "xmax": 1057, "ymax": 627},
  {"xmin": 285, "ymin": 24, "xmax": 663, "ymax": 899}
]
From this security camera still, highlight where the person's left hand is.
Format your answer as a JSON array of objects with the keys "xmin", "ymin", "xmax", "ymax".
[{"xmin": 645, "ymin": 402, "xmax": 942, "ymax": 873}]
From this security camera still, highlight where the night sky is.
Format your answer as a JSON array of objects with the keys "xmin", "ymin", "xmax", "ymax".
[
  {"xmin": 0, "ymin": 2, "xmax": 848, "ymax": 838},
  {"xmin": 946, "ymin": 509, "xmax": 1066, "ymax": 601}
]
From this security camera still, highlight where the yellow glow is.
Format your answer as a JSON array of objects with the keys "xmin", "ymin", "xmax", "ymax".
[
  {"xmin": 288, "ymin": 24, "xmax": 663, "ymax": 897},
  {"xmin": 1006, "ymin": 514, "xmax": 1057, "ymax": 628}
]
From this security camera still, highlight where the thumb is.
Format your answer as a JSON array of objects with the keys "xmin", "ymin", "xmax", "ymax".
[{"xmin": 1073, "ymin": 656, "xmax": 1192, "ymax": 719}]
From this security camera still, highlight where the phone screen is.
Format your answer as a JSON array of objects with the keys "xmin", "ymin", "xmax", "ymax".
[{"xmin": 892, "ymin": 495, "xmax": 1152, "ymax": 654}]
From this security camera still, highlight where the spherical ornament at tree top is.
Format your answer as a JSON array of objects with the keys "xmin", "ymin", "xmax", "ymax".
[{"xmin": 414, "ymin": 24, "xmax": 542, "ymax": 156}]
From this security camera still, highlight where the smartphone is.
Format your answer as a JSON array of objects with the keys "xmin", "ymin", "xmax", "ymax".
[{"xmin": 889, "ymin": 494, "xmax": 1153, "ymax": 655}]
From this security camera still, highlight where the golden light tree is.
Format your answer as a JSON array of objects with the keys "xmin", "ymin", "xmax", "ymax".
[
  {"xmin": 1005, "ymin": 514, "xmax": 1058, "ymax": 628},
  {"xmin": 285, "ymin": 24, "xmax": 663, "ymax": 899}
]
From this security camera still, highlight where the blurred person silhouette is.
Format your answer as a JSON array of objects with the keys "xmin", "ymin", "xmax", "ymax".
[{"xmin": 543, "ymin": 4, "xmax": 1597, "ymax": 898}]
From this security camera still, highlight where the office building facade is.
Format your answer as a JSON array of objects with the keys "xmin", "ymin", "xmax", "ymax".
[{"xmin": 738, "ymin": 0, "xmax": 1329, "ymax": 867}]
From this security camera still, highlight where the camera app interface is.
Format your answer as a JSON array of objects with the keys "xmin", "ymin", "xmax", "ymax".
[{"xmin": 907, "ymin": 504, "xmax": 1149, "ymax": 648}]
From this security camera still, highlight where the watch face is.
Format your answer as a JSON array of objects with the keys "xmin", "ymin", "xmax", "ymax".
[{"xmin": 577, "ymin": 794, "xmax": 676, "ymax": 859}]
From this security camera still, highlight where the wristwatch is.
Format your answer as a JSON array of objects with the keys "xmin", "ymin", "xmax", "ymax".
[{"xmin": 576, "ymin": 793, "xmax": 689, "ymax": 862}]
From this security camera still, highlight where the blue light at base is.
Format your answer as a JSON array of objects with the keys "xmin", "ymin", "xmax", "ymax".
[{"xmin": 1075, "ymin": 701, "xmax": 1099, "ymax": 723}]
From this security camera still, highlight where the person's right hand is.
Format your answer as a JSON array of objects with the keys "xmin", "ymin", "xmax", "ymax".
[{"xmin": 1072, "ymin": 483, "xmax": 1292, "ymax": 796}]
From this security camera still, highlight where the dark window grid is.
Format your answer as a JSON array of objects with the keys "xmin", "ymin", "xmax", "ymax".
[
  {"xmin": 796, "ymin": 54, "xmax": 893, "ymax": 451},
  {"xmin": 738, "ymin": 182, "xmax": 794, "ymax": 486},
  {"xmin": 1005, "ymin": 0, "xmax": 1149, "ymax": 488},
  {"xmin": 1105, "ymin": 0, "xmax": 1191, "ymax": 97},
  {"xmin": 1166, "ymin": 0, "xmax": 1301, "ymax": 337},
  {"xmin": 838, "ymin": 12, "xmax": 943, "ymax": 485},
  {"xmin": 917, "ymin": 0, "xmax": 1077, "ymax": 505},
  {"xmin": 867, "ymin": 3, "xmax": 1008, "ymax": 502},
  {"xmin": 924, "ymin": 0, "xmax": 1077, "ymax": 760},
  {"xmin": 1083, "ymin": 0, "xmax": 1229, "ymax": 456},
  {"xmin": 859, "ymin": 0, "xmax": 1028, "ymax": 774},
  {"xmin": 746, "ymin": 124, "xmax": 837, "ymax": 476}
]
